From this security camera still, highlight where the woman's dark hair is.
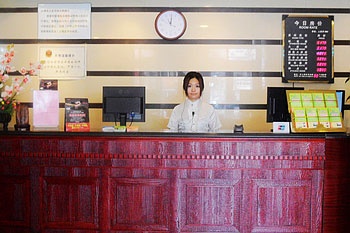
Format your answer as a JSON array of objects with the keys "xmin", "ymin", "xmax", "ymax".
[{"xmin": 182, "ymin": 71, "xmax": 204, "ymax": 96}]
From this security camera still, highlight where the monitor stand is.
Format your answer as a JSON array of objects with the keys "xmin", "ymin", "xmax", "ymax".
[
  {"xmin": 120, "ymin": 113, "xmax": 127, "ymax": 127},
  {"xmin": 102, "ymin": 113, "xmax": 128, "ymax": 132}
]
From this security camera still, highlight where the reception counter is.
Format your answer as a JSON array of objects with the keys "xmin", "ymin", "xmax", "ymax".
[{"xmin": 0, "ymin": 131, "xmax": 349, "ymax": 233}]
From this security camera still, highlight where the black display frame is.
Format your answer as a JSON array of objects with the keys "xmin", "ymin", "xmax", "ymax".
[{"xmin": 282, "ymin": 15, "xmax": 334, "ymax": 83}]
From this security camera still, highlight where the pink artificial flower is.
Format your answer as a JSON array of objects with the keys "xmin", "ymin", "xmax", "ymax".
[
  {"xmin": 14, "ymin": 85, "xmax": 23, "ymax": 93},
  {"xmin": 14, "ymin": 77, "xmax": 20, "ymax": 83},
  {"xmin": 19, "ymin": 67, "xmax": 27, "ymax": 75},
  {"xmin": 23, "ymin": 75, "xmax": 30, "ymax": 83},
  {"xmin": 5, "ymin": 65, "xmax": 13, "ymax": 73},
  {"xmin": 0, "ymin": 45, "xmax": 41, "ymax": 109},
  {"xmin": 13, "ymin": 78, "xmax": 22, "ymax": 88},
  {"xmin": 1, "ymin": 74, "xmax": 9, "ymax": 82},
  {"xmin": 1, "ymin": 85, "xmax": 13, "ymax": 98},
  {"xmin": 29, "ymin": 62, "xmax": 42, "ymax": 74},
  {"xmin": 27, "ymin": 69, "xmax": 35, "ymax": 75}
]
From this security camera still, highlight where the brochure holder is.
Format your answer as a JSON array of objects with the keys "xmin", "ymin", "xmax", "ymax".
[{"xmin": 286, "ymin": 90, "xmax": 346, "ymax": 133}]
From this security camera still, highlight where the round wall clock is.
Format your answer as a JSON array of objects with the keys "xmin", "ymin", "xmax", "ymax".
[{"xmin": 155, "ymin": 9, "xmax": 187, "ymax": 40}]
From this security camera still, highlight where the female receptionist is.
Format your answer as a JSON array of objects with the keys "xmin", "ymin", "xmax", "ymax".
[{"xmin": 167, "ymin": 71, "xmax": 221, "ymax": 132}]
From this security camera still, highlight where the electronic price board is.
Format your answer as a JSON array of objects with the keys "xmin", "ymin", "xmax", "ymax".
[{"xmin": 282, "ymin": 15, "xmax": 334, "ymax": 83}]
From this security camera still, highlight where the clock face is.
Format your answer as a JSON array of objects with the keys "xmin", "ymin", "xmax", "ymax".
[{"xmin": 155, "ymin": 10, "xmax": 187, "ymax": 40}]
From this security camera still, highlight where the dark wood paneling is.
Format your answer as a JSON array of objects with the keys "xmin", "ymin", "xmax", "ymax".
[
  {"xmin": 42, "ymin": 167, "xmax": 101, "ymax": 231},
  {"xmin": 0, "ymin": 162, "xmax": 31, "ymax": 232},
  {"xmin": 179, "ymin": 175, "xmax": 241, "ymax": 232},
  {"xmin": 110, "ymin": 177, "xmax": 171, "ymax": 231},
  {"xmin": 0, "ymin": 176, "xmax": 30, "ymax": 227},
  {"xmin": 323, "ymin": 137, "xmax": 350, "ymax": 233},
  {"xmin": 0, "ymin": 134, "xmax": 341, "ymax": 233},
  {"xmin": 247, "ymin": 170, "xmax": 322, "ymax": 233}
]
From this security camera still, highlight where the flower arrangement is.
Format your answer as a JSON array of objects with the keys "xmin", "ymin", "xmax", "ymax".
[{"xmin": 0, "ymin": 44, "xmax": 42, "ymax": 115}]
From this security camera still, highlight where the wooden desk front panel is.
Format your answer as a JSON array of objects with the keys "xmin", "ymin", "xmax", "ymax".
[
  {"xmin": 323, "ymin": 137, "xmax": 350, "ymax": 233},
  {"xmin": 0, "ymin": 136, "xmax": 325, "ymax": 233}
]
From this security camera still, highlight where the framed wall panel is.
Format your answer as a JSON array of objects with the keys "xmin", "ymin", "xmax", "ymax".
[{"xmin": 282, "ymin": 15, "xmax": 334, "ymax": 83}]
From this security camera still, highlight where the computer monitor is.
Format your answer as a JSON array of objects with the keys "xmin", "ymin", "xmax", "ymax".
[
  {"xmin": 266, "ymin": 86, "xmax": 304, "ymax": 122},
  {"xmin": 103, "ymin": 86, "xmax": 145, "ymax": 126},
  {"xmin": 335, "ymin": 90, "xmax": 345, "ymax": 118}
]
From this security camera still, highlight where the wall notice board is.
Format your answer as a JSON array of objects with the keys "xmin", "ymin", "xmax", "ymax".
[{"xmin": 282, "ymin": 15, "xmax": 334, "ymax": 83}]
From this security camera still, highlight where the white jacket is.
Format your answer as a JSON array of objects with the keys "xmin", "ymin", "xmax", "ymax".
[{"xmin": 167, "ymin": 98, "xmax": 221, "ymax": 132}]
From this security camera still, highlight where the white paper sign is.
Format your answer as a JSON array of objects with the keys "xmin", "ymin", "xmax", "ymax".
[
  {"xmin": 33, "ymin": 90, "xmax": 59, "ymax": 128},
  {"xmin": 38, "ymin": 3, "xmax": 91, "ymax": 39},
  {"xmin": 39, "ymin": 45, "xmax": 86, "ymax": 78}
]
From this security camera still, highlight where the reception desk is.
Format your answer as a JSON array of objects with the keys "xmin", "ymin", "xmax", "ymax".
[{"xmin": 0, "ymin": 131, "xmax": 349, "ymax": 233}]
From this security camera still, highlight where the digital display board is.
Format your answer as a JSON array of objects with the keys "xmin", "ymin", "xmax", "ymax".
[{"xmin": 282, "ymin": 15, "xmax": 334, "ymax": 83}]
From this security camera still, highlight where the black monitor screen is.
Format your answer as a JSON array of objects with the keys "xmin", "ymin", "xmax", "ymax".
[
  {"xmin": 103, "ymin": 86, "xmax": 145, "ymax": 126},
  {"xmin": 266, "ymin": 87, "xmax": 304, "ymax": 122}
]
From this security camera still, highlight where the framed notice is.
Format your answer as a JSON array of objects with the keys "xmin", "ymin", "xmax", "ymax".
[
  {"xmin": 38, "ymin": 3, "xmax": 91, "ymax": 39},
  {"xmin": 282, "ymin": 15, "xmax": 334, "ymax": 83},
  {"xmin": 39, "ymin": 45, "xmax": 86, "ymax": 78}
]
